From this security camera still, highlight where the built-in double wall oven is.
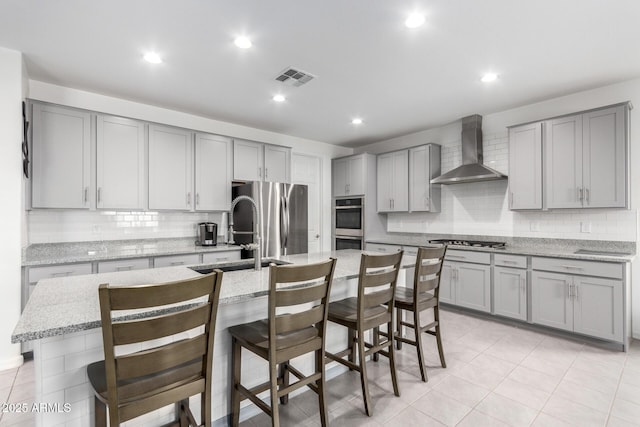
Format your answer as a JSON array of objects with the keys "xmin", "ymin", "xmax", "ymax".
[{"xmin": 334, "ymin": 197, "xmax": 364, "ymax": 250}]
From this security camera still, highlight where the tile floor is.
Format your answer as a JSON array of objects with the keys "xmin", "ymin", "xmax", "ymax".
[{"xmin": 2, "ymin": 309, "xmax": 640, "ymax": 426}]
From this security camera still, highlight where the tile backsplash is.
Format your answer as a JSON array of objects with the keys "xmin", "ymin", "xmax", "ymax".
[
  {"xmin": 27, "ymin": 210, "xmax": 227, "ymax": 243},
  {"xmin": 386, "ymin": 131, "xmax": 637, "ymax": 241}
]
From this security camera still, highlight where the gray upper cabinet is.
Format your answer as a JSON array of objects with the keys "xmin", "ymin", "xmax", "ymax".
[
  {"xmin": 195, "ymin": 133, "xmax": 232, "ymax": 211},
  {"xmin": 148, "ymin": 124, "xmax": 194, "ymax": 210},
  {"xmin": 233, "ymin": 140, "xmax": 291, "ymax": 183},
  {"xmin": 409, "ymin": 144, "xmax": 441, "ymax": 212},
  {"xmin": 545, "ymin": 105, "xmax": 627, "ymax": 209},
  {"xmin": 332, "ymin": 154, "xmax": 366, "ymax": 197},
  {"xmin": 96, "ymin": 115, "xmax": 145, "ymax": 210},
  {"xmin": 31, "ymin": 103, "xmax": 91, "ymax": 209},
  {"xmin": 376, "ymin": 150, "xmax": 408, "ymax": 212},
  {"xmin": 508, "ymin": 122, "xmax": 542, "ymax": 210}
]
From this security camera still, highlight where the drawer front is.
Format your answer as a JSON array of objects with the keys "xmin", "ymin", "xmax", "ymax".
[
  {"xmin": 494, "ymin": 254, "xmax": 527, "ymax": 269},
  {"xmin": 98, "ymin": 258, "xmax": 150, "ymax": 273},
  {"xmin": 28, "ymin": 263, "xmax": 92, "ymax": 284},
  {"xmin": 154, "ymin": 254, "xmax": 201, "ymax": 268},
  {"xmin": 202, "ymin": 250, "xmax": 241, "ymax": 264},
  {"xmin": 445, "ymin": 249, "xmax": 490, "ymax": 265},
  {"xmin": 531, "ymin": 257, "xmax": 623, "ymax": 279},
  {"xmin": 366, "ymin": 243, "xmax": 403, "ymax": 254}
]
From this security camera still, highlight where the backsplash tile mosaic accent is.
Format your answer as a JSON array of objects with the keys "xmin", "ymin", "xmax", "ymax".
[
  {"xmin": 387, "ymin": 131, "xmax": 637, "ymax": 241},
  {"xmin": 27, "ymin": 210, "xmax": 225, "ymax": 243}
]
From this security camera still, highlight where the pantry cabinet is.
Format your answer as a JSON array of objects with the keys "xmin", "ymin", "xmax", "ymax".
[
  {"xmin": 545, "ymin": 105, "xmax": 627, "ymax": 209},
  {"xmin": 332, "ymin": 154, "xmax": 367, "ymax": 197},
  {"xmin": 377, "ymin": 150, "xmax": 408, "ymax": 212},
  {"xmin": 96, "ymin": 115, "xmax": 145, "ymax": 209},
  {"xmin": 195, "ymin": 133, "xmax": 232, "ymax": 211},
  {"xmin": 508, "ymin": 122, "xmax": 542, "ymax": 210},
  {"xmin": 233, "ymin": 139, "xmax": 291, "ymax": 183},
  {"xmin": 148, "ymin": 124, "xmax": 194, "ymax": 210},
  {"xmin": 31, "ymin": 103, "xmax": 91, "ymax": 209}
]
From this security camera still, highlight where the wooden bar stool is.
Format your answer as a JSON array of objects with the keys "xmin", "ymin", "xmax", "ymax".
[
  {"xmin": 324, "ymin": 251, "xmax": 403, "ymax": 416},
  {"xmin": 395, "ymin": 246, "xmax": 447, "ymax": 382},
  {"xmin": 229, "ymin": 258, "xmax": 337, "ymax": 427},
  {"xmin": 87, "ymin": 271, "xmax": 224, "ymax": 427}
]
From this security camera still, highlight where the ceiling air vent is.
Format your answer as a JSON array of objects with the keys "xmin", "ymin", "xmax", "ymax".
[{"xmin": 275, "ymin": 67, "xmax": 316, "ymax": 87}]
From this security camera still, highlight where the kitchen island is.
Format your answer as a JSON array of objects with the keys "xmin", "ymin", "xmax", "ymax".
[{"xmin": 12, "ymin": 249, "xmax": 414, "ymax": 427}]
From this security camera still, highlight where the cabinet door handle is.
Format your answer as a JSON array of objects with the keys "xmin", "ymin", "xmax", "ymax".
[
  {"xmin": 566, "ymin": 281, "xmax": 572, "ymax": 297},
  {"xmin": 574, "ymin": 284, "xmax": 579, "ymax": 300},
  {"xmin": 560, "ymin": 264, "xmax": 583, "ymax": 271},
  {"xmin": 196, "ymin": 193, "xmax": 200, "ymax": 206},
  {"xmin": 521, "ymin": 277, "xmax": 526, "ymax": 293},
  {"xmin": 265, "ymin": 168, "xmax": 268, "ymax": 179},
  {"xmin": 258, "ymin": 167, "xmax": 262, "ymax": 178},
  {"xmin": 577, "ymin": 187, "xmax": 583, "ymax": 202},
  {"xmin": 52, "ymin": 271, "xmax": 73, "ymax": 278},
  {"xmin": 97, "ymin": 188, "xmax": 101, "ymax": 204},
  {"xmin": 187, "ymin": 192, "xmax": 192, "ymax": 206},
  {"xmin": 585, "ymin": 188, "xmax": 590, "ymax": 205},
  {"xmin": 84, "ymin": 187, "xmax": 88, "ymax": 203},
  {"xmin": 346, "ymin": 184, "xmax": 350, "ymax": 194},
  {"xmin": 116, "ymin": 266, "xmax": 134, "ymax": 272}
]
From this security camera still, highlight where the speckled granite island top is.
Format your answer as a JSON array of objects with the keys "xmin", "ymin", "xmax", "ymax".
[
  {"xmin": 12, "ymin": 250, "xmax": 416, "ymax": 343},
  {"xmin": 366, "ymin": 234, "xmax": 636, "ymax": 262},
  {"xmin": 22, "ymin": 237, "xmax": 241, "ymax": 266}
]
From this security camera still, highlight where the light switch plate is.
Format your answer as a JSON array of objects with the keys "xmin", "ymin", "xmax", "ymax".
[{"xmin": 580, "ymin": 221, "xmax": 592, "ymax": 233}]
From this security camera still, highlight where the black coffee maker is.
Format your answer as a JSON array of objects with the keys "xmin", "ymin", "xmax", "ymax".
[{"xmin": 196, "ymin": 222, "xmax": 218, "ymax": 246}]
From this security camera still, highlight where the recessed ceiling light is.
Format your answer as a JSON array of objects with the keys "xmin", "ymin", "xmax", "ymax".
[
  {"xmin": 405, "ymin": 13, "xmax": 425, "ymax": 28},
  {"xmin": 351, "ymin": 118, "xmax": 363, "ymax": 125},
  {"xmin": 481, "ymin": 73, "xmax": 499, "ymax": 83},
  {"xmin": 234, "ymin": 36, "xmax": 252, "ymax": 49},
  {"xmin": 273, "ymin": 94, "xmax": 286, "ymax": 102},
  {"xmin": 143, "ymin": 52, "xmax": 162, "ymax": 64}
]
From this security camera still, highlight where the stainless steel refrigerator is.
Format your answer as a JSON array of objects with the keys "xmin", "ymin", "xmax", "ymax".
[{"xmin": 232, "ymin": 181, "xmax": 308, "ymax": 257}]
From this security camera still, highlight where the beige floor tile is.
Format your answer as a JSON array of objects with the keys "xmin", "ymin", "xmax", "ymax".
[
  {"xmin": 457, "ymin": 409, "xmax": 510, "ymax": 427},
  {"xmin": 327, "ymin": 402, "xmax": 384, "ymax": 427},
  {"xmin": 483, "ymin": 337, "xmax": 536, "ymax": 364},
  {"xmin": 469, "ymin": 353, "xmax": 518, "ymax": 377},
  {"xmin": 6, "ymin": 382, "xmax": 34, "ymax": 405},
  {"xmin": 448, "ymin": 362, "xmax": 507, "ymax": 390},
  {"xmin": 519, "ymin": 353, "xmax": 573, "ymax": 378},
  {"xmin": 563, "ymin": 365, "xmax": 620, "ymax": 396},
  {"xmin": 382, "ymin": 404, "xmax": 445, "ymax": 426},
  {"xmin": 606, "ymin": 415, "xmax": 640, "ymax": 426},
  {"xmin": 475, "ymin": 392, "xmax": 538, "ymax": 427},
  {"xmin": 542, "ymin": 394, "xmax": 608, "ymax": 427},
  {"xmin": 610, "ymin": 398, "xmax": 640, "ymax": 425},
  {"xmin": 531, "ymin": 412, "xmax": 574, "ymax": 427},
  {"xmin": 620, "ymin": 365, "xmax": 640, "ymax": 388},
  {"xmin": 432, "ymin": 375, "xmax": 490, "ymax": 408},
  {"xmin": 346, "ymin": 382, "xmax": 408, "ymax": 424},
  {"xmin": 494, "ymin": 377, "xmax": 550, "ymax": 411},
  {"xmin": 506, "ymin": 365, "xmax": 562, "ymax": 394},
  {"xmin": 552, "ymin": 378, "xmax": 615, "ymax": 414},
  {"xmin": 442, "ymin": 341, "xmax": 481, "ymax": 363},
  {"xmin": 615, "ymin": 382, "xmax": 640, "ymax": 406},
  {"xmin": 412, "ymin": 390, "xmax": 472, "ymax": 427}
]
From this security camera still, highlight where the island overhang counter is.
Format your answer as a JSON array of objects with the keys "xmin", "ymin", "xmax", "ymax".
[{"xmin": 12, "ymin": 249, "xmax": 414, "ymax": 426}]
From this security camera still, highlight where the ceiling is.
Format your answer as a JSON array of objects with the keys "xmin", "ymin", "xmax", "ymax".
[{"xmin": 1, "ymin": 0, "xmax": 640, "ymax": 147}]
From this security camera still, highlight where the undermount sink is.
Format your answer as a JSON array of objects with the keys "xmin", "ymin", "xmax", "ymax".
[
  {"xmin": 573, "ymin": 249, "xmax": 632, "ymax": 257},
  {"xmin": 189, "ymin": 259, "xmax": 290, "ymax": 274}
]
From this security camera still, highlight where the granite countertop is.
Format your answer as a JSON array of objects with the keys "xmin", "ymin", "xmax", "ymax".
[
  {"xmin": 365, "ymin": 234, "xmax": 636, "ymax": 262},
  {"xmin": 22, "ymin": 238, "xmax": 242, "ymax": 266},
  {"xmin": 12, "ymin": 250, "xmax": 416, "ymax": 343}
]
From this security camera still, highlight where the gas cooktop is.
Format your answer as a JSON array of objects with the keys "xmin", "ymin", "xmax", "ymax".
[{"xmin": 428, "ymin": 239, "xmax": 506, "ymax": 249}]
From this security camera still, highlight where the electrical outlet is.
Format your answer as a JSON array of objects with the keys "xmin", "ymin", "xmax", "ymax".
[
  {"xmin": 530, "ymin": 221, "xmax": 539, "ymax": 232},
  {"xmin": 580, "ymin": 221, "xmax": 592, "ymax": 233}
]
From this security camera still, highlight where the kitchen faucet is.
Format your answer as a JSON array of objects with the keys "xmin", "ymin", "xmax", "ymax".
[{"xmin": 228, "ymin": 195, "xmax": 262, "ymax": 271}]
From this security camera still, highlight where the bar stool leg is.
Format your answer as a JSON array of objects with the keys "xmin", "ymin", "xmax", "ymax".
[
  {"xmin": 269, "ymin": 360, "xmax": 281, "ymax": 427},
  {"xmin": 316, "ymin": 348, "xmax": 328, "ymax": 427},
  {"xmin": 357, "ymin": 332, "xmax": 373, "ymax": 416},
  {"xmin": 373, "ymin": 327, "xmax": 380, "ymax": 362},
  {"xmin": 279, "ymin": 361, "xmax": 290, "ymax": 404},
  {"xmin": 231, "ymin": 338, "xmax": 242, "ymax": 427},
  {"xmin": 347, "ymin": 329, "xmax": 355, "ymax": 369},
  {"xmin": 396, "ymin": 308, "xmax": 403, "ymax": 350},
  {"xmin": 388, "ymin": 319, "xmax": 400, "ymax": 396},
  {"xmin": 434, "ymin": 306, "xmax": 446, "ymax": 368},
  {"xmin": 414, "ymin": 310, "xmax": 428, "ymax": 382},
  {"xmin": 95, "ymin": 397, "xmax": 106, "ymax": 427}
]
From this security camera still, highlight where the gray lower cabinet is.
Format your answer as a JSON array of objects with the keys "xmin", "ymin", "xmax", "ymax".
[
  {"xmin": 494, "ymin": 267, "xmax": 527, "ymax": 321},
  {"xmin": 531, "ymin": 257, "xmax": 624, "ymax": 342},
  {"xmin": 440, "ymin": 250, "xmax": 491, "ymax": 313},
  {"xmin": 98, "ymin": 258, "xmax": 150, "ymax": 273}
]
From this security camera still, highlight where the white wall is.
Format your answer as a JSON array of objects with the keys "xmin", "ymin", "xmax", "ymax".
[
  {"xmin": 356, "ymin": 78, "xmax": 640, "ymax": 243},
  {"xmin": 0, "ymin": 47, "xmax": 26, "ymax": 369},
  {"xmin": 26, "ymin": 81, "xmax": 352, "ymax": 251}
]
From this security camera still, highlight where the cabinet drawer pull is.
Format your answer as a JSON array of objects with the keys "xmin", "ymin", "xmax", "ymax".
[
  {"xmin": 447, "ymin": 255, "xmax": 466, "ymax": 260},
  {"xmin": 501, "ymin": 260, "xmax": 518, "ymax": 265},
  {"xmin": 52, "ymin": 271, "xmax": 73, "ymax": 278},
  {"xmin": 560, "ymin": 265, "xmax": 584, "ymax": 270},
  {"xmin": 574, "ymin": 284, "xmax": 579, "ymax": 300},
  {"xmin": 170, "ymin": 261, "xmax": 185, "ymax": 266},
  {"xmin": 116, "ymin": 265, "xmax": 134, "ymax": 271},
  {"xmin": 216, "ymin": 257, "xmax": 229, "ymax": 261}
]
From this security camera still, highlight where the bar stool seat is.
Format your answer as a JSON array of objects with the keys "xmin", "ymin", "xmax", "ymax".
[
  {"xmin": 394, "ymin": 286, "xmax": 437, "ymax": 310},
  {"xmin": 230, "ymin": 320, "xmax": 321, "ymax": 359}
]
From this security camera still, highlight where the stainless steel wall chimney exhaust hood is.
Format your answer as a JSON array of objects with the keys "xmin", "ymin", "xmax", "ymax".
[{"xmin": 431, "ymin": 115, "xmax": 507, "ymax": 184}]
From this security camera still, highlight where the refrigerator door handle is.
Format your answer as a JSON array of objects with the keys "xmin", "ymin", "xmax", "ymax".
[{"xmin": 281, "ymin": 194, "xmax": 289, "ymax": 252}]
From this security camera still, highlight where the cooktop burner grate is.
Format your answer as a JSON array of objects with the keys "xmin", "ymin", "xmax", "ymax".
[{"xmin": 429, "ymin": 239, "xmax": 506, "ymax": 249}]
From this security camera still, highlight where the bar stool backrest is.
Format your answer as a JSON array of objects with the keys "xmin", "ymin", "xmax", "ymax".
[
  {"xmin": 98, "ymin": 271, "xmax": 223, "ymax": 425},
  {"xmin": 413, "ymin": 246, "xmax": 447, "ymax": 302},
  {"xmin": 358, "ymin": 252, "xmax": 403, "ymax": 328}
]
